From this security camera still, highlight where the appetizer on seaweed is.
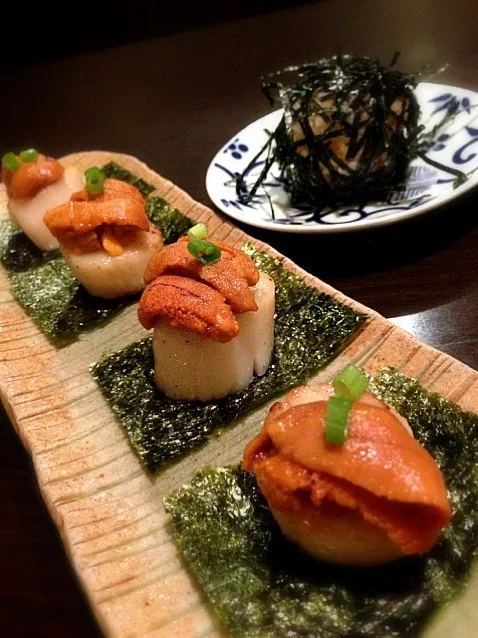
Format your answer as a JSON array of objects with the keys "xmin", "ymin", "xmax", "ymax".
[
  {"xmin": 138, "ymin": 223, "xmax": 275, "ymax": 401},
  {"xmin": 1, "ymin": 149, "xmax": 84, "ymax": 250},
  {"xmin": 44, "ymin": 169, "xmax": 163, "ymax": 299},
  {"xmin": 165, "ymin": 369, "xmax": 478, "ymax": 636},
  {"xmin": 93, "ymin": 244, "xmax": 364, "ymax": 471},
  {"xmin": 243, "ymin": 365, "xmax": 451, "ymax": 565},
  {"xmin": 237, "ymin": 53, "xmax": 462, "ymax": 212}
]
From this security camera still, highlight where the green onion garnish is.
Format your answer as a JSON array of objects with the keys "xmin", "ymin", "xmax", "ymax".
[
  {"xmin": 324, "ymin": 364, "xmax": 368, "ymax": 446},
  {"xmin": 187, "ymin": 238, "xmax": 221, "ymax": 265},
  {"xmin": 19, "ymin": 148, "xmax": 39, "ymax": 162},
  {"xmin": 85, "ymin": 166, "xmax": 106, "ymax": 194},
  {"xmin": 188, "ymin": 222, "xmax": 208, "ymax": 241},
  {"xmin": 333, "ymin": 363, "xmax": 368, "ymax": 399},
  {"xmin": 2, "ymin": 152, "xmax": 21, "ymax": 173},
  {"xmin": 324, "ymin": 396, "xmax": 353, "ymax": 446}
]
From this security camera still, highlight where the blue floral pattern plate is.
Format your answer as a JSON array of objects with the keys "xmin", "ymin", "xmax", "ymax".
[{"xmin": 206, "ymin": 82, "xmax": 478, "ymax": 233}]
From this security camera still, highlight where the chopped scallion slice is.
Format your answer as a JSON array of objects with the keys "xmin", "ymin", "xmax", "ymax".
[
  {"xmin": 2, "ymin": 152, "xmax": 21, "ymax": 173},
  {"xmin": 85, "ymin": 166, "xmax": 105, "ymax": 194},
  {"xmin": 333, "ymin": 363, "xmax": 368, "ymax": 399},
  {"xmin": 19, "ymin": 148, "xmax": 39, "ymax": 162},
  {"xmin": 325, "ymin": 396, "xmax": 352, "ymax": 446},
  {"xmin": 187, "ymin": 238, "xmax": 221, "ymax": 265},
  {"xmin": 188, "ymin": 222, "xmax": 208, "ymax": 241}
]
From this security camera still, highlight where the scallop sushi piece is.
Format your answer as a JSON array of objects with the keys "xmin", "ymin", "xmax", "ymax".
[
  {"xmin": 138, "ymin": 234, "xmax": 275, "ymax": 401},
  {"xmin": 243, "ymin": 376, "xmax": 451, "ymax": 566},
  {"xmin": 147, "ymin": 272, "xmax": 274, "ymax": 401},
  {"xmin": 44, "ymin": 177, "xmax": 163, "ymax": 298},
  {"xmin": 2, "ymin": 151, "xmax": 84, "ymax": 250}
]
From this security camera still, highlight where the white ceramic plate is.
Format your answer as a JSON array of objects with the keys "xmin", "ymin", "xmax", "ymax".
[{"xmin": 206, "ymin": 82, "xmax": 478, "ymax": 233}]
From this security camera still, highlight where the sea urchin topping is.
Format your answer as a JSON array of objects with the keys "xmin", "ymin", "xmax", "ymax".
[
  {"xmin": 44, "ymin": 178, "xmax": 150, "ymax": 256},
  {"xmin": 138, "ymin": 274, "xmax": 240, "ymax": 342},
  {"xmin": 2, "ymin": 153, "xmax": 64, "ymax": 199},
  {"xmin": 144, "ymin": 235, "xmax": 259, "ymax": 313}
]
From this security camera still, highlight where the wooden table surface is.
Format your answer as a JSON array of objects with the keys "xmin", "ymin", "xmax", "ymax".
[{"xmin": 0, "ymin": 1, "xmax": 477, "ymax": 635}]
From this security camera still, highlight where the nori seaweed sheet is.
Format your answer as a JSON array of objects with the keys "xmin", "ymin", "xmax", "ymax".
[
  {"xmin": 165, "ymin": 370, "xmax": 478, "ymax": 638},
  {"xmin": 91, "ymin": 250, "xmax": 365, "ymax": 471},
  {"xmin": 146, "ymin": 196, "xmax": 195, "ymax": 244},
  {"xmin": 0, "ymin": 165, "xmax": 193, "ymax": 340}
]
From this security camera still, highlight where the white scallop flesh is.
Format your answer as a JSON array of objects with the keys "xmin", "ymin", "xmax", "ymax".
[
  {"xmin": 271, "ymin": 502, "xmax": 404, "ymax": 566},
  {"xmin": 8, "ymin": 165, "xmax": 85, "ymax": 251},
  {"xmin": 152, "ymin": 271, "xmax": 276, "ymax": 401},
  {"xmin": 62, "ymin": 229, "xmax": 162, "ymax": 299},
  {"xmin": 153, "ymin": 321, "xmax": 255, "ymax": 402},
  {"xmin": 236, "ymin": 272, "xmax": 275, "ymax": 376}
]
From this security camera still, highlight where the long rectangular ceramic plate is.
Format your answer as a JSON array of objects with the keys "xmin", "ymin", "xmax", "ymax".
[{"xmin": 0, "ymin": 151, "xmax": 477, "ymax": 638}]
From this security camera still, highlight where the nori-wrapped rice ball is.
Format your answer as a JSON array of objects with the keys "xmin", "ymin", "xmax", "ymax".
[{"xmin": 237, "ymin": 53, "xmax": 424, "ymax": 210}]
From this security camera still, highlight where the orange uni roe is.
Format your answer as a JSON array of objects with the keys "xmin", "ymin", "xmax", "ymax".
[
  {"xmin": 144, "ymin": 237, "xmax": 259, "ymax": 313},
  {"xmin": 138, "ymin": 274, "xmax": 239, "ymax": 342},
  {"xmin": 2, "ymin": 154, "xmax": 64, "ymax": 199},
  {"xmin": 44, "ymin": 178, "xmax": 153, "ymax": 256}
]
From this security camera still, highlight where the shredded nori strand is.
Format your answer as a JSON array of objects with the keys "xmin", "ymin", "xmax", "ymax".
[
  {"xmin": 165, "ymin": 370, "xmax": 478, "ymax": 638},
  {"xmin": 91, "ymin": 250, "xmax": 365, "ymax": 471},
  {"xmin": 237, "ymin": 53, "xmax": 465, "ymax": 213},
  {"xmin": 0, "ymin": 165, "xmax": 193, "ymax": 340}
]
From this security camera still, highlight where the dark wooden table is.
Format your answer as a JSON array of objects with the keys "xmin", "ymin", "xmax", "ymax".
[{"xmin": 0, "ymin": 1, "xmax": 477, "ymax": 635}]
